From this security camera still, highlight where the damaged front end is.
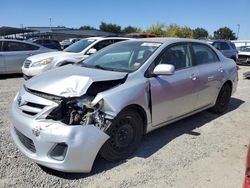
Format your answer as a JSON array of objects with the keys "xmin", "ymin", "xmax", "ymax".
[
  {"xmin": 46, "ymin": 96, "xmax": 112, "ymax": 131},
  {"xmin": 10, "ymin": 76, "xmax": 127, "ymax": 172}
]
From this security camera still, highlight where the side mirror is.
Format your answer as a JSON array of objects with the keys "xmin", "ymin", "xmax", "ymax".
[
  {"xmin": 86, "ymin": 48, "xmax": 97, "ymax": 55},
  {"xmin": 153, "ymin": 64, "xmax": 175, "ymax": 76}
]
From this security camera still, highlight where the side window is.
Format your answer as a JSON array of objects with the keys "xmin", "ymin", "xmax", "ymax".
[
  {"xmin": 155, "ymin": 44, "xmax": 192, "ymax": 70},
  {"xmin": 93, "ymin": 40, "xmax": 113, "ymax": 51},
  {"xmin": 221, "ymin": 42, "xmax": 230, "ymax": 50},
  {"xmin": 4, "ymin": 41, "xmax": 39, "ymax": 51},
  {"xmin": 192, "ymin": 44, "xmax": 219, "ymax": 65}
]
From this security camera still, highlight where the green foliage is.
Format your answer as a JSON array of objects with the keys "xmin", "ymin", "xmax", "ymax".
[
  {"xmin": 78, "ymin": 22, "xmax": 237, "ymax": 40},
  {"xmin": 99, "ymin": 22, "xmax": 122, "ymax": 34},
  {"xmin": 146, "ymin": 23, "xmax": 166, "ymax": 37},
  {"xmin": 193, "ymin": 27, "xmax": 209, "ymax": 39},
  {"xmin": 165, "ymin": 24, "xmax": 179, "ymax": 37},
  {"xmin": 213, "ymin": 27, "xmax": 237, "ymax": 40},
  {"xmin": 79, "ymin": 25, "xmax": 96, "ymax": 30},
  {"xmin": 122, "ymin": 26, "xmax": 141, "ymax": 34},
  {"xmin": 176, "ymin": 26, "xmax": 193, "ymax": 38},
  {"xmin": 165, "ymin": 24, "xmax": 193, "ymax": 38}
]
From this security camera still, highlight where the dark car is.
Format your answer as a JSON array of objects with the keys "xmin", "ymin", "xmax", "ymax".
[
  {"xmin": 212, "ymin": 40, "xmax": 238, "ymax": 62},
  {"xmin": 31, "ymin": 39, "xmax": 61, "ymax": 50}
]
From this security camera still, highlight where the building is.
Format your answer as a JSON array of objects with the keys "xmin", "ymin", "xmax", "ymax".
[
  {"xmin": 0, "ymin": 26, "xmax": 117, "ymax": 41},
  {"xmin": 24, "ymin": 27, "xmax": 116, "ymax": 41}
]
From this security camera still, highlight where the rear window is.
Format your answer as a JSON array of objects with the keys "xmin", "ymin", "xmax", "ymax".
[
  {"xmin": 212, "ymin": 42, "xmax": 230, "ymax": 50},
  {"xmin": 229, "ymin": 42, "xmax": 236, "ymax": 50}
]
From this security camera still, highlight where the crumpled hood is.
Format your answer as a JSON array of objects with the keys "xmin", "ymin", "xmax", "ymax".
[
  {"xmin": 26, "ymin": 51, "xmax": 77, "ymax": 62},
  {"xmin": 25, "ymin": 65, "xmax": 127, "ymax": 97}
]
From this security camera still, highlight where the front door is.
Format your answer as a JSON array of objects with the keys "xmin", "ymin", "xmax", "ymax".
[{"xmin": 149, "ymin": 43, "xmax": 200, "ymax": 126}]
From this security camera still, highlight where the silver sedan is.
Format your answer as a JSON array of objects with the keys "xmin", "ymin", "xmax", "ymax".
[
  {"xmin": 0, "ymin": 39, "xmax": 53, "ymax": 75},
  {"xmin": 10, "ymin": 38, "xmax": 238, "ymax": 172}
]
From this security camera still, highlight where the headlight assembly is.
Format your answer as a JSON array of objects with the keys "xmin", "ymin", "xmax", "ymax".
[{"xmin": 31, "ymin": 58, "xmax": 54, "ymax": 67}]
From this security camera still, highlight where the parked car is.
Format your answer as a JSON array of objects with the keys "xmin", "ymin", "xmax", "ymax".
[
  {"xmin": 237, "ymin": 45, "xmax": 250, "ymax": 52},
  {"xmin": 238, "ymin": 47, "xmax": 250, "ymax": 65},
  {"xmin": 60, "ymin": 38, "xmax": 80, "ymax": 49},
  {"xmin": 10, "ymin": 38, "xmax": 238, "ymax": 173},
  {"xmin": 0, "ymin": 39, "xmax": 53, "ymax": 75},
  {"xmin": 22, "ymin": 37, "xmax": 130, "ymax": 79},
  {"xmin": 244, "ymin": 143, "xmax": 250, "ymax": 188},
  {"xmin": 29, "ymin": 38, "xmax": 61, "ymax": 50},
  {"xmin": 212, "ymin": 40, "xmax": 238, "ymax": 62}
]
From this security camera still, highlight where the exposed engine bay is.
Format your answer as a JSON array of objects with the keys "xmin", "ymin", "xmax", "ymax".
[
  {"xmin": 40, "ymin": 78, "xmax": 127, "ymax": 131},
  {"xmin": 47, "ymin": 96, "xmax": 112, "ymax": 131}
]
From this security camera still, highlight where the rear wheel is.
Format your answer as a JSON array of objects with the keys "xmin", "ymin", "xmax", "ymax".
[
  {"xmin": 210, "ymin": 83, "xmax": 232, "ymax": 114},
  {"xmin": 99, "ymin": 109, "xmax": 143, "ymax": 161}
]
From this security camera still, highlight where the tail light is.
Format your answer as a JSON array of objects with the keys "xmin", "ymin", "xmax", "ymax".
[{"xmin": 237, "ymin": 65, "xmax": 240, "ymax": 71}]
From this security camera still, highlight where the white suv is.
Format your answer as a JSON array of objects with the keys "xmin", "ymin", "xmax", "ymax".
[{"xmin": 22, "ymin": 37, "xmax": 130, "ymax": 79}]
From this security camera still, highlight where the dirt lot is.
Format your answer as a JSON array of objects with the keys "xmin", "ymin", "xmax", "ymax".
[{"xmin": 0, "ymin": 66, "xmax": 250, "ymax": 188}]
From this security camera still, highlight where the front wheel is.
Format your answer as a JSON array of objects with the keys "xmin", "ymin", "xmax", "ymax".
[
  {"xmin": 99, "ymin": 109, "xmax": 143, "ymax": 162},
  {"xmin": 209, "ymin": 83, "xmax": 232, "ymax": 114}
]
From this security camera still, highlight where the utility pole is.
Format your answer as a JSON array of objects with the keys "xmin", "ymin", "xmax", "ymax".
[
  {"xmin": 237, "ymin": 24, "xmax": 240, "ymax": 39},
  {"xmin": 49, "ymin": 18, "xmax": 52, "ymax": 31}
]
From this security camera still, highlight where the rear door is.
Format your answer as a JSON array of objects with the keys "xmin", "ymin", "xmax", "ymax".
[
  {"xmin": 3, "ymin": 41, "xmax": 39, "ymax": 73},
  {"xmin": 149, "ymin": 43, "xmax": 200, "ymax": 126},
  {"xmin": 191, "ymin": 43, "xmax": 224, "ymax": 109}
]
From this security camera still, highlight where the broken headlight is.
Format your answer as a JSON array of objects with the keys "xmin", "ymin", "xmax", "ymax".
[{"xmin": 47, "ymin": 96, "xmax": 111, "ymax": 130}]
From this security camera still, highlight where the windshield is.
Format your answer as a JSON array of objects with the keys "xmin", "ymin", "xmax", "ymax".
[
  {"xmin": 82, "ymin": 41, "xmax": 161, "ymax": 73},
  {"xmin": 64, "ymin": 39, "xmax": 96, "ymax": 53}
]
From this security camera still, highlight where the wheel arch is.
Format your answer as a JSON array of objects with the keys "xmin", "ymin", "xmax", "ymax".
[
  {"xmin": 223, "ymin": 80, "xmax": 233, "ymax": 94},
  {"xmin": 119, "ymin": 104, "xmax": 148, "ymax": 134}
]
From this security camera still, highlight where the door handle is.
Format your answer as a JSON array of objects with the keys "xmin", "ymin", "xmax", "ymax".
[
  {"xmin": 208, "ymin": 76, "xmax": 215, "ymax": 81},
  {"xmin": 190, "ymin": 73, "xmax": 197, "ymax": 81},
  {"xmin": 218, "ymin": 67, "xmax": 224, "ymax": 73}
]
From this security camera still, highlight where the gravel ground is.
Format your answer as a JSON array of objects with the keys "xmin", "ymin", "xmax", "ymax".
[{"xmin": 0, "ymin": 66, "xmax": 250, "ymax": 188}]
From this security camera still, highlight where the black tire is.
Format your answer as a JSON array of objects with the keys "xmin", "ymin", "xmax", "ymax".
[
  {"xmin": 99, "ymin": 109, "xmax": 143, "ymax": 162},
  {"xmin": 210, "ymin": 83, "xmax": 232, "ymax": 114}
]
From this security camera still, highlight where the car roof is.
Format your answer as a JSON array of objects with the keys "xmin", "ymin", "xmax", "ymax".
[
  {"xmin": 82, "ymin": 36, "xmax": 132, "ymax": 41},
  {"xmin": 0, "ymin": 39, "xmax": 48, "ymax": 49},
  {"xmin": 212, "ymin": 39, "xmax": 232, "ymax": 43},
  {"xmin": 121, "ymin": 37, "xmax": 210, "ymax": 45}
]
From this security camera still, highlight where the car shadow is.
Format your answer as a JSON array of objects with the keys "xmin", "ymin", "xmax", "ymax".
[
  {"xmin": 0, "ymin": 73, "xmax": 23, "ymax": 80},
  {"xmin": 39, "ymin": 97, "xmax": 244, "ymax": 179}
]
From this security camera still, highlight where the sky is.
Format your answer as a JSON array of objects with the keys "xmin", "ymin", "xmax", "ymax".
[{"xmin": 1, "ymin": 0, "xmax": 249, "ymax": 39}]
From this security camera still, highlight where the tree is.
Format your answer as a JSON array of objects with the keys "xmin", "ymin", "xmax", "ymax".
[
  {"xmin": 99, "ymin": 22, "xmax": 122, "ymax": 34},
  {"xmin": 122, "ymin": 26, "xmax": 141, "ymax": 34},
  {"xmin": 165, "ymin": 24, "xmax": 193, "ymax": 38},
  {"xmin": 79, "ymin": 25, "xmax": 96, "ymax": 30},
  {"xmin": 213, "ymin": 27, "xmax": 237, "ymax": 40},
  {"xmin": 165, "ymin": 24, "xmax": 180, "ymax": 37},
  {"xmin": 176, "ymin": 26, "xmax": 193, "ymax": 38},
  {"xmin": 193, "ymin": 27, "xmax": 209, "ymax": 39},
  {"xmin": 146, "ymin": 23, "xmax": 166, "ymax": 37}
]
